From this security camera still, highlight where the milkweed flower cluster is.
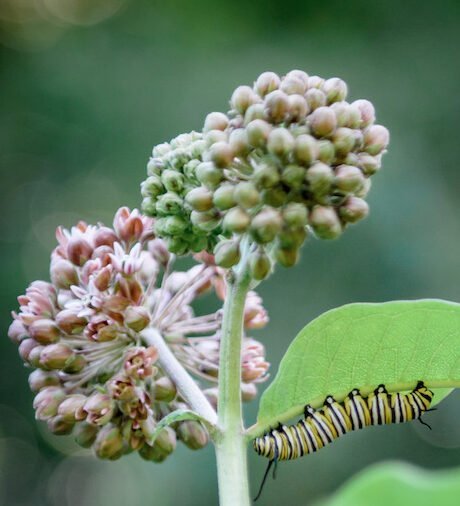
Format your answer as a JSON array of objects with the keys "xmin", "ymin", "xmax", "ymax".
[
  {"xmin": 8, "ymin": 208, "xmax": 269, "ymax": 461},
  {"xmin": 141, "ymin": 70, "xmax": 389, "ymax": 276}
]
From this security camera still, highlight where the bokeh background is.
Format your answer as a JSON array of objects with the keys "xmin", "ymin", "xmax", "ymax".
[{"xmin": 2, "ymin": 1, "xmax": 460, "ymax": 505}]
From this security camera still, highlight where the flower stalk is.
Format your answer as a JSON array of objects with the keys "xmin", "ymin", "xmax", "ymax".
[
  {"xmin": 141, "ymin": 327, "xmax": 218, "ymax": 428},
  {"xmin": 215, "ymin": 255, "xmax": 252, "ymax": 506}
]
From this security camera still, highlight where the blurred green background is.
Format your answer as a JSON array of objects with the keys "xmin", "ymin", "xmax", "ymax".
[{"xmin": 1, "ymin": 1, "xmax": 460, "ymax": 505}]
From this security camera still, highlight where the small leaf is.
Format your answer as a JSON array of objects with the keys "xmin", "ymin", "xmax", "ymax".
[
  {"xmin": 321, "ymin": 462, "xmax": 460, "ymax": 506},
  {"xmin": 255, "ymin": 300, "xmax": 460, "ymax": 434},
  {"xmin": 148, "ymin": 409, "xmax": 213, "ymax": 445}
]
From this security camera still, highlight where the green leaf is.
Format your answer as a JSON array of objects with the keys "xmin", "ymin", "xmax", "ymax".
[
  {"xmin": 255, "ymin": 299, "xmax": 460, "ymax": 434},
  {"xmin": 320, "ymin": 462, "xmax": 460, "ymax": 506},
  {"xmin": 148, "ymin": 409, "xmax": 212, "ymax": 445}
]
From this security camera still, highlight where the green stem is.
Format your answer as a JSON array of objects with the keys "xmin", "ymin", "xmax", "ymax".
[
  {"xmin": 215, "ymin": 261, "xmax": 252, "ymax": 506},
  {"xmin": 141, "ymin": 327, "xmax": 218, "ymax": 427}
]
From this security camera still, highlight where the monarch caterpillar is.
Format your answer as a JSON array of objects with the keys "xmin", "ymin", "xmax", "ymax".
[{"xmin": 253, "ymin": 381, "xmax": 434, "ymax": 500}]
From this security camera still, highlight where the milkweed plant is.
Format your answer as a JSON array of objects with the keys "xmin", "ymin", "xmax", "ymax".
[{"xmin": 8, "ymin": 70, "xmax": 460, "ymax": 506}]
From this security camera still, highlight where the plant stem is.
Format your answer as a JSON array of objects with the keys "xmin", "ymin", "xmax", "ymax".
[
  {"xmin": 215, "ymin": 262, "xmax": 252, "ymax": 506},
  {"xmin": 141, "ymin": 327, "xmax": 218, "ymax": 427}
]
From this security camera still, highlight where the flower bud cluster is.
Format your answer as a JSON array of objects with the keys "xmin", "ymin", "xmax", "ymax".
[
  {"xmin": 9, "ymin": 208, "xmax": 269, "ymax": 461},
  {"xmin": 141, "ymin": 70, "xmax": 389, "ymax": 273}
]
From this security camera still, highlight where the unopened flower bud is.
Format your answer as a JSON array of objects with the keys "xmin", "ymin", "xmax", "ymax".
[
  {"xmin": 141, "ymin": 197, "xmax": 156, "ymax": 215},
  {"xmin": 287, "ymin": 94, "xmax": 309, "ymax": 121},
  {"xmin": 67, "ymin": 237, "xmax": 93, "ymax": 266},
  {"xmin": 275, "ymin": 246, "xmax": 300, "ymax": 267},
  {"xmin": 39, "ymin": 343, "xmax": 74, "ymax": 370},
  {"xmin": 358, "ymin": 153, "xmax": 381, "ymax": 175},
  {"xmin": 92, "ymin": 266, "xmax": 111, "ymax": 292},
  {"xmin": 74, "ymin": 421, "xmax": 99, "ymax": 448},
  {"xmin": 294, "ymin": 134, "xmax": 318, "ymax": 165},
  {"xmin": 56, "ymin": 309, "xmax": 82, "ymax": 334},
  {"xmin": 204, "ymin": 112, "xmax": 229, "ymax": 132},
  {"xmin": 231, "ymin": 85, "xmax": 259, "ymax": 114},
  {"xmin": 94, "ymin": 424, "xmax": 124, "ymax": 460},
  {"xmin": 250, "ymin": 208, "xmax": 282, "ymax": 244},
  {"xmin": 345, "ymin": 104, "xmax": 362, "ymax": 129},
  {"xmin": 317, "ymin": 139, "xmax": 336, "ymax": 164},
  {"xmin": 152, "ymin": 142, "xmax": 171, "ymax": 157},
  {"xmin": 254, "ymin": 71, "xmax": 280, "ymax": 97},
  {"xmin": 340, "ymin": 196, "xmax": 369, "ymax": 223},
  {"xmin": 214, "ymin": 240, "xmax": 241, "ymax": 268},
  {"xmin": 18, "ymin": 338, "xmax": 39, "ymax": 363},
  {"xmin": 264, "ymin": 90, "xmax": 289, "ymax": 123},
  {"xmin": 28, "ymin": 369, "xmax": 60, "ymax": 392},
  {"xmin": 253, "ymin": 161, "xmax": 280, "ymax": 189},
  {"xmin": 152, "ymin": 376, "xmax": 177, "ymax": 402},
  {"xmin": 58, "ymin": 394, "xmax": 87, "ymax": 422},
  {"xmin": 33, "ymin": 387, "xmax": 66, "ymax": 420},
  {"xmin": 283, "ymin": 203, "xmax": 309, "ymax": 228},
  {"xmin": 228, "ymin": 128, "xmax": 250, "ymax": 156},
  {"xmin": 323, "ymin": 77, "xmax": 348, "ymax": 103},
  {"xmin": 356, "ymin": 176, "xmax": 372, "ymax": 199},
  {"xmin": 124, "ymin": 306, "xmax": 150, "ymax": 332},
  {"xmin": 185, "ymin": 187, "xmax": 214, "ymax": 212},
  {"xmin": 176, "ymin": 420, "xmax": 209, "ymax": 450},
  {"xmin": 363, "ymin": 125, "xmax": 390, "ymax": 155},
  {"xmin": 249, "ymin": 249, "xmax": 272, "ymax": 280},
  {"xmin": 306, "ymin": 162, "xmax": 334, "ymax": 195},
  {"xmin": 8, "ymin": 319, "xmax": 28, "ymax": 344},
  {"xmin": 305, "ymin": 88, "xmax": 326, "ymax": 110},
  {"xmin": 196, "ymin": 162, "xmax": 223, "ymax": 188},
  {"xmin": 155, "ymin": 192, "xmax": 183, "ymax": 216},
  {"xmin": 47, "ymin": 415, "xmax": 75, "ymax": 435},
  {"xmin": 84, "ymin": 393, "xmax": 115, "ymax": 426},
  {"xmin": 156, "ymin": 426, "xmax": 177, "ymax": 454},
  {"xmin": 28, "ymin": 345, "xmax": 45, "ymax": 368},
  {"xmin": 161, "ymin": 216, "xmax": 189, "ymax": 236},
  {"xmin": 246, "ymin": 119, "xmax": 272, "ymax": 148},
  {"xmin": 352, "ymin": 99, "xmax": 375, "ymax": 127},
  {"xmin": 161, "ymin": 169, "xmax": 185, "ymax": 193},
  {"xmin": 307, "ymin": 75, "xmax": 325, "ymax": 89},
  {"xmin": 140, "ymin": 427, "xmax": 176, "ymax": 462},
  {"xmin": 223, "ymin": 207, "xmax": 250, "ymax": 233},
  {"xmin": 244, "ymin": 103, "xmax": 267, "ymax": 124},
  {"xmin": 310, "ymin": 106, "xmax": 337, "ymax": 137},
  {"xmin": 234, "ymin": 182, "xmax": 261, "ymax": 209},
  {"xmin": 281, "ymin": 164, "xmax": 306, "ymax": 189},
  {"xmin": 165, "ymin": 237, "xmax": 189, "ymax": 255},
  {"xmin": 334, "ymin": 165, "xmax": 365, "ymax": 193},
  {"xmin": 141, "ymin": 175, "xmax": 164, "ymax": 198},
  {"xmin": 190, "ymin": 210, "xmax": 220, "ymax": 232},
  {"xmin": 310, "ymin": 206, "xmax": 342, "ymax": 239},
  {"xmin": 280, "ymin": 76, "xmax": 307, "ymax": 95},
  {"xmin": 146, "ymin": 158, "xmax": 163, "ymax": 176},
  {"xmin": 261, "ymin": 187, "xmax": 288, "ymax": 207},
  {"xmin": 208, "ymin": 141, "xmax": 234, "ymax": 168},
  {"xmin": 29, "ymin": 319, "xmax": 60, "ymax": 345},
  {"xmin": 278, "ymin": 226, "xmax": 308, "ymax": 249},
  {"xmin": 64, "ymin": 354, "xmax": 86, "ymax": 374},
  {"xmin": 267, "ymin": 128, "xmax": 294, "ymax": 158},
  {"xmin": 285, "ymin": 69, "xmax": 309, "ymax": 84},
  {"xmin": 333, "ymin": 127, "xmax": 356, "ymax": 156},
  {"xmin": 213, "ymin": 184, "xmax": 236, "ymax": 210},
  {"xmin": 204, "ymin": 129, "xmax": 227, "ymax": 147},
  {"xmin": 50, "ymin": 259, "xmax": 78, "ymax": 289}
]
